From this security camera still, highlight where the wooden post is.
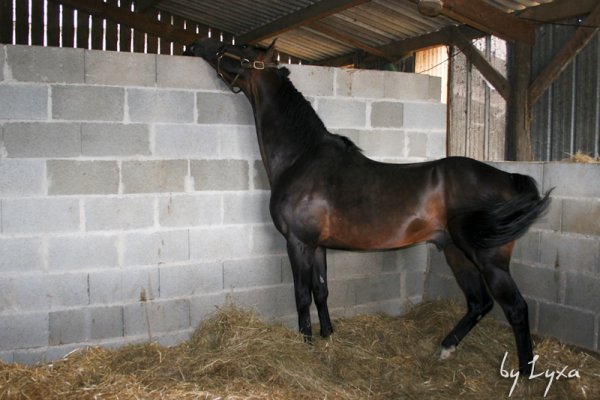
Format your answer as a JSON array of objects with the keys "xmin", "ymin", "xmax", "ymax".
[{"xmin": 506, "ymin": 41, "xmax": 533, "ymax": 161}]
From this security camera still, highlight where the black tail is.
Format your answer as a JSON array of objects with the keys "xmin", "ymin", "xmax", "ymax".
[{"xmin": 461, "ymin": 174, "xmax": 552, "ymax": 249}]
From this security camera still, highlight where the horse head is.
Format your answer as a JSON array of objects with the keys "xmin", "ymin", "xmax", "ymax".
[{"xmin": 185, "ymin": 37, "xmax": 279, "ymax": 94}]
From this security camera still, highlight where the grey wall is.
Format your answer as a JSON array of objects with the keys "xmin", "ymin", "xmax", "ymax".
[
  {"xmin": 0, "ymin": 44, "xmax": 445, "ymax": 364},
  {"xmin": 425, "ymin": 162, "xmax": 600, "ymax": 352}
]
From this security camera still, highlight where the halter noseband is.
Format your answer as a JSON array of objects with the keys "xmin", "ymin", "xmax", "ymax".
[{"xmin": 216, "ymin": 46, "xmax": 278, "ymax": 93}]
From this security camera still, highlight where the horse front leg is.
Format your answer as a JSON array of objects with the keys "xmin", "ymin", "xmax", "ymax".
[
  {"xmin": 312, "ymin": 246, "xmax": 333, "ymax": 338},
  {"xmin": 286, "ymin": 236, "xmax": 314, "ymax": 340}
]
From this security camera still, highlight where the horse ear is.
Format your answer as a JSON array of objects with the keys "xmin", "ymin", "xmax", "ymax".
[{"xmin": 265, "ymin": 38, "xmax": 278, "ymax": 61}]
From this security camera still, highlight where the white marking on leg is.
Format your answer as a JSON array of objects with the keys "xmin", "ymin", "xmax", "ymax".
[{"xmin": 440, "ymin": 345, "xmax": 456, "ymax": 360}]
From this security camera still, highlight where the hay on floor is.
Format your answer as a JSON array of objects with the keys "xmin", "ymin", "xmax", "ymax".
[{"xmin": 1, "ymin": 300, "xmax": 599, "ymax": 399}]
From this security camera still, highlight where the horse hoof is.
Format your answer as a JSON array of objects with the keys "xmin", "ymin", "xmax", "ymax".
[{"xmin": 440, "ymin": 345, "xmax": 456, "ymax": 360}]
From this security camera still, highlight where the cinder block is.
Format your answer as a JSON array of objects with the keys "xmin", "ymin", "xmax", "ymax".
[
  {"xmin": 564, "ymin": 272, "xmax": 600, "ymax": 313},
  {"xmin": 85, "ymin": 50, "xmax": 155, "ymax": 86},
  {"xmin": 538, "ymin": 302, "xmax": 595, "ymax": 350},
  {"xmin": 89, "ymin": 306, "xmax": 124, "ymax": 340},
  {"xmin": 405, "ymin": 270, "xmax": 426, "ymax": 299},
  {"xmin": 427, "ymin": 131, "xmax": 446, "ymax": 159},
  {"xmin": 406, "ymin": 131, "xmax": 427, "ymax": 158},
  {"xmin": 1, "ymin": 198, "xmax": 80, "ymax": 234},
  {"xmin": 0, "ymin": 312, "xmax": 49, "ymax": 350},
  {"xmin": 48, "ymin": 160, "xmax": 119, "ymax": 195},
  {"xmin": 229, "ymin": 284, "xmax": 296, "ymax": 318},
  {"xmin": 252, "ymin": 160, "xmax": 270, "ymax": 190},
  {"xmin": 48, "ymin": 235, "xmax": 118, "ymax": 271},
  {"xmin": 218, "ymin": 125, "xmax": 261, "ymax": 160},
  {"xmin": 49, "ymin": 308, "xmax": 86, "ymax": 345},
  {"xmin": 191, "ymin": 160, "xmax": 249, "ymax": 191},
  {"xmin": 45, "ymin": 272, "xmax": 90, "ymax": 309},
  {"xmin": 427, "ymin": 246, "xmax": 453, "ymax": 278},
  {"xmin": 251, "ymin": 224, "xmax": 286, "ymax": 256},
  {"xmin": 89, "ymin": 266, "xmax": 159, "ymax": 304},
  {"xmin": 81, "ymin": 123, "xmax": 150, "ymax": 156},
  {"xmin": 355, "ymin": 273, "xmax": 401, "ymax": 304},
  {"xmin": 562, "ymin": 199, "xmax": 600, "ymax": 236},
  {"xmin": 316, "ymin": 99, "xmax": 366, "ymax": 128},
  {"xmin": 153, "ymin": 124, "xmax": 219, "ymax": 157},
  {"xmin": 540, "ymin": 231, "xmax": 600, "ymax": 274},
  {"xmin": 123, "ymin": 299, "xmax": 190, "ymax": 336},
  {"xmin": 336, "ymin": 69, "xmax": 384, "ymax": 98},
  {"xmin": 0, "ymin": 44, "xmax": 4, "ymax": 81},
  {"xmin": 395, "ymin": 244, "xmax": 429, "ymax": 272},
  {"xmin": 488, "ymin": 162, "xmax": 544, "ymax": 187},
  {"xmin": 159, "ymin": 262, "xmax": 223, "ymax": 298},
  {"xmin": 224, "ymin": 257, "xmax": 282, "ymax": 289},
  {"xmin": 223, "ymin": 192, "xmax": 271, "ymax": 224},
  {"xmin": 328, "ymin": 250, "xmax": 383, "ymax": 279},
  {"xmin": 0, "ymin": 84, "xmax": 48, "ymax": 120},
  {"xmin": 196, "ymin": 92, "xmax": 254, "ymax": 125},
  {"xmin": 85, "ymin": 196, "xmax": 155, "ymax": 231},
  {"xmin": 543, "ymin": 163, "xmax": 600, "ymax": 198},
  {"xmin": 358, "ymin": 130, "xmax": 405, "ymax": 159},
  {"xmin": 189, "ymin": 292, "xmax": 228, "ymax": 327},
  {"xmin": 370, "ymin": 102, "xmax": 404, "ymax": 129},
  {"xmin": 423, "ymin": 273, "xmax": 462, "ymax": 301},
  {"xmin": 0, "ymin": 237, "xmax": 43, "ymax": 272},
  {"xmin": 511, "ymin": 262, "xmax": 560, "ymax": 303},
  {"xmin": 0, "ymin": 352, "xmax": 14, "ymax": 364},
  {"xmin": 122, "ymin": 160, "xmax": 187, "ymax": 193},
  {"xmin": 327, "ymin": 278, "xmax": 357, "ymax": 309},
  {"xmin": 382, "ymin": 71, "xmax": 439, "ymax": 102},
  {"xmin": 0, "ymin": 159, "xmax": 45, "ymax": 197},
  {"xmin": 12, "ymin": 348, "xmax": 48, "ymax": 365},
  {"xmin": 158, "ymin": 194, "xmax": 222, "ymax": 227},
  {"xmin": 128, "ymin": 88, "xmax": 194, "ymax": 123},
  {"xmin": 157, "ymin": 54, "xmax": 224, "ymax": 90},
  {"xmin": 123, "ymin": 230, "xmax": 189, "ymax": 266},
  {"xmin": 534, "ymin": 196, "xmax": 561, "ymax": 231},
  {"xmin": 0, "ymin": 274, "xmax": 48, "ymax": 311},
  {"xmin": 52, "ymin": 85, "xmax": 124, "ymax": 121},
  {"xmin": 6, "ymin": 45, "xmax": 84, "ymax": 83},
  {"xmin": 287, "ymin": 64, "xmax": 334, "ymax": 97},
  {"xmin": 189, "ymin": 226, "xmax": 251, "ymax": 261},
  {"xmin": 3, "ymin": 122, "xmax": 81, "ymax": 158},
  {"xmin": 402, "ymin": 102, "xmax": 446, "ymax": 130}
]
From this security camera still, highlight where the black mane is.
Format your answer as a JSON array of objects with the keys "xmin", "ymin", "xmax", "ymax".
[{"xmin": 276, "ymin": 67, "xmax": 362, "ymax": 153}]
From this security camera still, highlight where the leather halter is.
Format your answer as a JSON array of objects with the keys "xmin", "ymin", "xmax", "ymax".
[{"xmin": 216, "ymin": 47, "xmax": 278, "ymax": 93}]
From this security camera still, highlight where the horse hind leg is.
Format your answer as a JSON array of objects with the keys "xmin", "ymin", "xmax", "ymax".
[
  {"xmin": 312, "ymin": 246, "xmax": 333, "ymax": 337},
  {"xmin": 440, "ymin": 242, "xmax": 494, "ymax": 359},
  {"xmin": 286, "ymin": 236, "xmax": 314, "ymax": 339}
]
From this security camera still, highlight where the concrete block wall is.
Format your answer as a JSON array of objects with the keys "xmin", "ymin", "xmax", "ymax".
[
  {"xmin": 424, "ymin": 162, "xmax": 600, "ymax": 352},
  {"xmin": 0, "ymin": 44, "xmax": 445, "ymax": 364}
]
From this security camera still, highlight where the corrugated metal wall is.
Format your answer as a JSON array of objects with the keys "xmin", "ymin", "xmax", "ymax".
[{"xmin": 531, "ymin": 20, "xmax": 600, "ymax": 161}]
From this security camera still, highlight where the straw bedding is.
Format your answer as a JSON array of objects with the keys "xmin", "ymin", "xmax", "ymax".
[{"xmin": 1, "ymin": 300, "xmax": 598, "ymax": 399}]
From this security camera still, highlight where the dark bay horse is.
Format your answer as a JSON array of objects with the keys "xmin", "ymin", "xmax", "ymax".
[{"xmin": 185, "ymin": 38, "xmax": 551, "ymax": 373}]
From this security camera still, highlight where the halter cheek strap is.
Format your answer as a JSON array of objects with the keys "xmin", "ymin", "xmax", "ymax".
[{"xmin": 216, "ymin": 49, "xmax": 278, "ymax": 93}]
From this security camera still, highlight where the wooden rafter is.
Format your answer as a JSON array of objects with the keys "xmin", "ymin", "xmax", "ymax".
[
  {"xmin": 135, "ymin": 0, "xmax": 164, "ymax": 13},
  {"xmin": 517, "ymin": 0, "xmax": 600, "ymax": 23},
  {"xmin": 237, "ymin": 0, "xmax": 370, "ymax": 44},
  {"xmin": 528, "ymin": 0, "xmax": 600, "ymax": 107},
  {"xmin": 308, "ymin": 21, "xmax": 389, "ymax": 59},
  {"xmin": 448, "ymin": 27, "xmax": 510, "ymax": 100},
  {"xmin": 438, "ymin": 0, "xmax": 535, "ymax": 44}
]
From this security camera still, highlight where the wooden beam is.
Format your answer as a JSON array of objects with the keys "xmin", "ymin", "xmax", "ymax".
[
  {"xmin": 507, "ymin": 41, "xmax": 533, "ymax": 161},
  {"xmin": 517, "ymin": 0, "xmax": 599, "ymax": 23},
  {"xmin": 448, "ymin": 27, "xmax": 510, "ymax": 100},
  {"xmin": 135, "ymin": 0, "xmax": 163, "ymax": 13},
  {"xmin": 528, "ymin": 0, "xmax": 600, "ymax": 107},
  {"xmin": 308, "ymin": 21, "xmax": 389, "ymax": 59},
  {"xmin": 319, "ymin": 24, "xmax": 483, "ymax": 67},
  {"xmin": 237, "ymin": 0, "xmax": 370, "ymax": 44},
  {"xmin": 439, "ymin": 0, "xmax": 535, "ymax": 44},
  {"xmin": 49, "ymin": 0, "xmax": 201, "ymax": 45}
]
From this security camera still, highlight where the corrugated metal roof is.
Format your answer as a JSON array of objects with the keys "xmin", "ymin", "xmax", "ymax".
[{"xmin": 153, "ymin": 0, "xmax": 555, "ymax": 63}]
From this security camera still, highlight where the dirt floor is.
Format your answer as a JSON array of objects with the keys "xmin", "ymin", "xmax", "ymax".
[{"xmin": 1, "ymin": 300, "xmax": 598, "ymax": 399}]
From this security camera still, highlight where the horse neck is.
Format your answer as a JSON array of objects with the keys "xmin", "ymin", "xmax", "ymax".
[{"xmin": 247, "ymin": 72, "xmax": 327, "ymax": 185}]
